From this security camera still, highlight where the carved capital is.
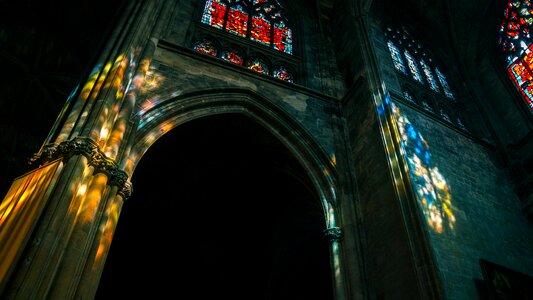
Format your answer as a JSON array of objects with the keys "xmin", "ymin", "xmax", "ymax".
[
  {"xmin": 323, "ymin": 227, "xmax": 343, "ymax": 242},
  {"xmin": 30, "ymin": 137, "xmax": 130, "ymax": 192},
  {"xmin": 117, "ymin": 180, "xmax": 133, "ymax": 200}
]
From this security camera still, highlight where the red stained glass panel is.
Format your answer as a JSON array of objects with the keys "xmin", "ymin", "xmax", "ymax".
[
  {"xmin": 273, "ymin": 66, "xmax": 293, "ymax": 82},
  {"xmin": 273, "ymin": 21, "xmax": 292, "ymax": 54},
  {"xmin": 226, "ymin": 5, "xmax": 248, "ymax": 37},
  {"xmin": 247, "ymin": 58, "xmax": 269, "ymax": 74},
  {"xmin": 221, "ymin": 49, "xmax": 244, "ymax": 65},
  {"xmin": 194, "ymin": 40, "xmax": 218, "ymax": 56},
  {"xmin": 201, "ymin": 0, "xmax": 227, "ymax": 29},
  {"xmin": 250, "ymin": 13, "xmax": 271, "ymax": 46},
  {"xmin": 508, "ymin": 43, "xmax": 533, "ymax": 111}
]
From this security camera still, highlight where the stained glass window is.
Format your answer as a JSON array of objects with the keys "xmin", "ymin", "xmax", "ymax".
[
  {"xmin": 405, "ymin": 50, "xmax": 423, "ymax": 83},
  {"xmin": 387, "ymin": 40, "xmax": 407, "ymax": 74},
  {"xmin": 200, "ymin": 0, "xmax": 292, "ymax": 54},
  {"xmin": 194, "ymin": 39, "xmax": 217, "ymax": 56},
  {"xmin": 247, "ymin": 57, "xmax": 269, "ymax": 74},
  {"xmin": 499, "ymin": 0, "xmax": 533, "ymax": 65},
  {"xmin": 420, "ymin": 59, "xmax": 439, "ymax": 92},
  {"xmin": 201, "ymin": 0, "xmax": 227, "ymax": 29},
  {"xmin": 251, "ymin": 13, "xmax": 272, "ymax": 45},
  {"xmin": 220, "ymin": 49, "xmax": 244, "ymax": 65},
  {"xmin": 226, "ymin": 5, "xmax": 248, "ymax": 37},
  {"xmin": 384, "ymin": 26, "xmax": 456, "ymax": 100},
  {"xmin": 435, "ymin": 68, "xmax": 454, "ymax": 99},
  {"xmin": 499, "ymin": 1, "xmax": 533, "ymax": 113},
  {"xmin": 273, "ymin": 66, "xmax": 293, "ymax": 82},
  {"xmin": 273, "ymin": 21, "xmax": 292, "ymax": 53}
]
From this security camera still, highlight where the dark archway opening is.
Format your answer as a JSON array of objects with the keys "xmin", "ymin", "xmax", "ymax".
[{"xmin": 95, "ymin": 114, "xmax": 334, "ymax": 300}]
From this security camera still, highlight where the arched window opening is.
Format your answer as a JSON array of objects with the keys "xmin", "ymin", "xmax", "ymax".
[
  {"xmin": 384, "ymin": 25, "xmax": 466, "ymax": 132},
  {"xmin": 435, "ymin": 68, "xmax": 454, "ymax": 99},
  {"xmin": 384, "ymin": 26, "xmax": 456, "ymax": 100},
  {"xmin": 420, "ymin": 59, "xmax": 439, "ymax": 92},
  {"xmin": 194, "ymin": 0, "xmax": 299, "ymax": 83},
  {"xmin": 404, "ymin": 49, "xmax": 424, "ymax": 83},
  {"xmin": 220, "ymin": 48, "xmax": 244, "ymax": 65},
  {"xmin": 498, "ymin": 0, "xmax": 533, "ymax": 113},
  {"xmin": 387, "ymin": 40, "xmax": 407, "ymax": 74},
  {"xmin": 273, "ymin": 65, "xmax": 293, "ymax": 82},
  {"xmin": 247, "ymin": 56, "xmax": 269, "ymax": 74},
  {"xmin": 193, "ymin": 39, "xmax": 218, "ymax": 56},
  {"xmin": 201, "ymin": 0, "xmax": 293, "ymax": 54}
]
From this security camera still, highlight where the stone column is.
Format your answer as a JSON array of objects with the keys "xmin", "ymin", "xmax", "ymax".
[
  {"xmin": 324, "ymin": 226, "xmax": 348, "ymax": 300},
  {"xmin": 0, "ymin": 1, "xmax": 167, "ymax": 298}
]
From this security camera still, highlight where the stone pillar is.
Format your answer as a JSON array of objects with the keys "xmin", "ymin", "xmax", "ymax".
[
  {"xmin": 324, "ymin": 226, "xmax": 348, "ymax": 300},
  {"xmin": 0, "ymin": 0, "xmax": 167, "ymax": 298}
]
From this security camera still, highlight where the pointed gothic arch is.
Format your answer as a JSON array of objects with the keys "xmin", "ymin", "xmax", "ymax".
[
  {"xmin": 130, "ymin": 89, "xmax": 340, "ymax": 222},
  {"xmin": 97, "ymin": 112, "xmax": 335, "ymax": 298},
  {"xmin": 112, "ymin": 88, "xmax": 346, "ymax": 297}
]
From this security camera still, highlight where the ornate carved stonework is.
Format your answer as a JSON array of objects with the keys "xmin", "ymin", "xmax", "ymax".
[
  {"xmin": 324, "ymin": 226, "xmax": 343, "ymax": 242},
  {"xmin": 117, "ymin": 180, "xmax": 133, "ymax": 200},
  {"xmin": 30, "ymin": 137, "xmax": 131, "ymax": 199}
]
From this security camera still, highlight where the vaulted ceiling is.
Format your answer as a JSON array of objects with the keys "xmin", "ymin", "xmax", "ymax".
[{"xmin": 0, "ymin": 0, "xmax": 505, "ymax": 194}]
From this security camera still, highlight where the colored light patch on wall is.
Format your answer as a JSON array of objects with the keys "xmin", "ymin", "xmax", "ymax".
[
  {"xmin": 391, "ymin": 102, "xmax": 456, "ymax": 233},
  {"xmin": 221, "ymin": 49, "xmax": 244, "ymax": 65},
  {"xmin": 226, "ymin": 5, "xmax": 248, "ymax": 37},
  {"xmin": 250, "ymin": 13, "xmax": 271, "ymax": 46},
  {"xmin": 508, "ymin": 45, "xmax": 533, "ymax": 111}
]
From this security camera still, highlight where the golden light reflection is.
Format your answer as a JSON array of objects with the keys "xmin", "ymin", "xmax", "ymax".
[
  {"xmin": 330, "ymin": 154, "xmax": 336, "ymax": 167},
  {"xmin": 95, "ymin": 197, "xmax": 121, "ymax": 263},
  {"xmin": 391, "ymin": 102, "xmax": 456, "ymax": 233},
  {"xmin": 99, "ymin": 127, "xmax": 109, "ymax": 146},
  {"xmin": 139, "ymin": 95, "xmax": 162, "ymax": 113},
  {"xmin": 140, "ymin": 69, "xmax": 165, "ymax": 94},
  {"xmin": 77, "ymin": 174, "xmax": 108, "ymax": 225},
  {"xmin": 0, "ymin": 161, "xmax": 61, "ymax": 285}
]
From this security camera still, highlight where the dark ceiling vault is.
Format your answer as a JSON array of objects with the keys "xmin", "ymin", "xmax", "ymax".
[
  {"xmin": 95, "ymin": 114, "xmax": 333, "ymax": 299},
  {"xmin": 0, "ymin": 0, "xmax": 126, "ymax": 197}
]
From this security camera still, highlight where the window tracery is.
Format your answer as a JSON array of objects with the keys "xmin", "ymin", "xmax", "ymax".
[
  {"xmin": 193, "ymin": 0, "xmax": 297, "ymax": 83},
  {"xmin": 385, "ymin": 25, "xmax": 465, "ymax": 131},
  {"xmin": 498, "ymin": 0, "xmax": 533, "ymax": 113}
]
